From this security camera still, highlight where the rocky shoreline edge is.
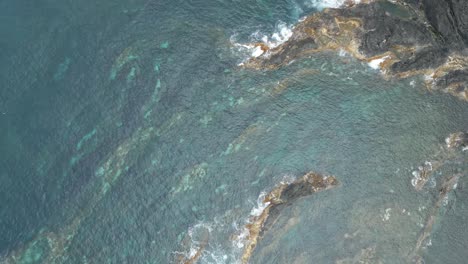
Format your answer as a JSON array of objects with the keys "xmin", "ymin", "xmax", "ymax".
[{"xmin": 242, "ymin": 0, "xmax": 468, "ymax": 101}]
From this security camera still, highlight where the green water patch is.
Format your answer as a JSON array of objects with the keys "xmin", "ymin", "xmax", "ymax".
[
  {"xmin": 126, "ymin": 66, "xmax": 139, "ymax": 84},
  {"xmin": 153, "ymin": 79, "xmax": 161, "ymax": 101},
  {"xmin": 109, "ymin": 46, "xmax": 139, "ymax": 81},
  {"xmin": 153, "ymin": 60, "xmax": 161, "ymax": 73},
  {"xmin": 53, "ymin": 57, "xmax": 71, "ymax": 81},
  {"xmin": 170, "ymin": 162, "xmax": 209, "ymax": 196},
  {"xmin": 141, "ymin": 59, "xmax": 165, "ymax": 119},
  {"xmin": 70, "ymin": 128, "xmax": 99, "ymax": 166},
  {"xmin": 159, "ymin": 41, "xmax": 169, "ymax": 49},
  {"xmin": 17, "ymin": 237, "xmax": 50, "ymax": 264},
  {"xmin": 76, "ymin": 128, "xmax": 97, "ymax": 151}
]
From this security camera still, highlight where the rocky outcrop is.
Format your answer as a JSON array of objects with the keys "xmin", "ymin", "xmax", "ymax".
[
  {"xmin": 409, "ymin": 132, "xmax": 467, "ymax": 261},
  {"xmin": 446, "ymin": 131, "xmax": 468, "ymax": 149},
  {"xmin": 239, "ymin": 172, "xmax": 338, "ymax": 264},
  {"xmin": 243, "ymin": 0, "xmax": 468, "ymax": 101},
  {"xmin": 410, "ymin": 172, "xmax": 464, "ymax": 263},
  {"xmin": 417, "ymin": 0, "xmax": 468, "ymax": 48},
  {"xmin": 411, "ymin": 131, "xmax": 467, "ymax": 191},
  {"xmin": 171, "ymin": 172, "xmax": 338, "ymax": 264}
]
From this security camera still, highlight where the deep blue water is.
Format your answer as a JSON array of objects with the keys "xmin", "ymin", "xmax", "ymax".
[{"xmin": 1, "ymin": 0, "xmax": 467, "ymax": 263}]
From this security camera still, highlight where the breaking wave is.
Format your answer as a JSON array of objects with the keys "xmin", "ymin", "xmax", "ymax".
[
  {"xmin": 231, "ymin": 21, "xmax": 294, "ymax": 63},
  {"xmin": 173, "ymin": 175, "xmax": 296, "ymax": 263},
  {"xmin": 305, "ymin": 0, "xmax": 363, "ymax": 10}
]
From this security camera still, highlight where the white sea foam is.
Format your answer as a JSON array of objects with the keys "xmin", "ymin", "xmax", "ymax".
[
  {"xmin": 368, "ymin": 56, "xmax": 389, "ymax": 70},
  {"xmin": 382, "ymin": 208, "xmax": 391, "ymax": 221},
  {"xmin": 424, "ymin": 161, "xmax": 433, "ymax": 171},
  {"xmin": 279, "ymin": 173, "xmax": 297, "ymax": 185},
  {"xmin": 175, "ymin": 181, "xmax": 292, "ymax": 263},
  {"xmin": 411, "ymin": 170, "xmax": 421, "ymax": 187},
  {"xmin": 172, "ymin": 221, "xmax": 219, "ymax": 263},
  {"xmin": 174, "ymin": 189, "xmax": 274, "ymax": 264},
  {"xmin": 411, "ymin": 161, "xmax": 434, "ymax": 189},
  {"xmin": 426, "ymin": 239, "xmax": 432, "ymax": 247},
  {"xmin": 268, "ymin": 22, "xmax": 294, "ymax": 48},
  {"xmin": 232, "ymin": 191, "xmax": 271, "ymax": 251},
  {"xmin": 251, "ymin": 46, "xmax": 264, "ymax": 58},
  {"xmin": 232, "ymin": 22, "xmax": 294, "ymax": 63},
  {"xmin": 306, "ymin": 0, "xmax": 362, "ymax": 9},
  {"xmin": 442, "ymin": 194, "xmax": 449, "ymax": 206},
  {"xmin": 338, "ymin": 49, "xmax": 348, "ymax": 57},
  {"xmin": 249, "ymin": 191, "xmax": 270, "ymax": 217},
  {"xmin": 424, "ymin": 72, "xmax": 436, "ymax": 88}
]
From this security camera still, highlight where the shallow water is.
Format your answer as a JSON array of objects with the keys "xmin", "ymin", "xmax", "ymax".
[{"xmin": 1, "ymin": 0, "xmax": 467, "ymax": 263}]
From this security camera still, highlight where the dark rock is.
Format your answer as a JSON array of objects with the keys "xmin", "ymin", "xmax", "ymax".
[
  {"xmin": 239, "ymin": 171, "xmax": 338, "ymax": 264},
  {"xmin": 419, "ymin": 0, "xmax": 468, "ymax": 47},
  {"xmin": 267, "ymin": 37, "xmax": 318, "ymax": 66},
  {"xmin": 242, "ymin": 0, "xmax": 468, "ymax": 100},
  {"xmin": 391, "ymin": 47, "xmax": 449, "ymax": 72},
  {"xmin": 436, "ymin": 69, "xmax": 468, "ymax": 87},
  {"xmin": 349, "ymin": 2, "xmax": 439, "ymax": 56}
]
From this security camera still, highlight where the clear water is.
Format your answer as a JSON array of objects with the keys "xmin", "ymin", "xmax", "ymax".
[{"xmin": 1, "ymin": 0, "xmax": 467, "ymax": 263}]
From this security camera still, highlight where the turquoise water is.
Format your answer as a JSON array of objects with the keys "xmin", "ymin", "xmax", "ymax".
[{"xmin": 1, "ymin": 0, "xmax": 467, "ymax": 263}]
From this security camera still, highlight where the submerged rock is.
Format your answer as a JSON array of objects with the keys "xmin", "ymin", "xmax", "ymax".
[
  {"xmin": 410, "ymin": 172, "xmax": 464, "ymax": 263},
  {"xmin": 240, "ymin": 172, "xmax": 339, "ymax": 264},
  {"xmin": 408, "ymin": 132, "xmax": 467, "ymax": 262},
  {"xmin": 172, "ymin": 172, "xmax": 338, "ymax": 264},
  {"xmin": 242, "ymin": 0, "xmax": 468, "ymax": 101},
  {"xmin": 446, "ymin": 131, "xmax": 468, "ymax": 150},
  {"xmin": 411, "ymin": 131, "xmax": 468, "ymax": 191},
  {"xmin": 173, "ymin": 227, "xmax": 209, "ymax": 264}
]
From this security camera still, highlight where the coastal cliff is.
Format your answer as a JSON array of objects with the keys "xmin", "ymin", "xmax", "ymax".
[{"xmin": 243, "ymin": 0, "xmax": 468, "ymax": 101}]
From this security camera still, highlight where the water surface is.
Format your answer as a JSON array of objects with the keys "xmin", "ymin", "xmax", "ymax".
[{"xmin": 1, "ymin": 0, "xmax": 467, "ymax": 263}]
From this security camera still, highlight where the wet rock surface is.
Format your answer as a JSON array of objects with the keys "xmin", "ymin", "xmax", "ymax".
[
  {"xmin": 418, "ymin": 0, "xmax": 468, "ymax": 47},
  {"xmin": 243, "ymin": 0, "xmax": 468, "ymax": 101},
  {"xmin": 446, "ymin": 131, "xmax": 468, "ymax": 150},
  {"xmin": 240, "ymin": 172, "xmax": 338, "ymax": 264},
  {"xmin": 410, "ymin": 172, "xmax": 464, "ymax": 263},
  {"xmin": 408, "ymin": 131, "xmax": 468, "ymax": 262},
  {"xmin": 171, "ymin": 172, "xmax": 339, "ymax": 264}
]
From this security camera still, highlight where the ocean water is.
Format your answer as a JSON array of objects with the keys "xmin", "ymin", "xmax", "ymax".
[{"xmin": 1, "ymin": 0, "xmax": 467, "ymax": 263}]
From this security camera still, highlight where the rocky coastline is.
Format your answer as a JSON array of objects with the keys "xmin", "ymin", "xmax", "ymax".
[
  {"xmin": 239, "ymin": 172, "xmax": 338, "ymax": 264},
  {"xmin": 243, "ymin": 0, "xmax": 468, "ymax": 101},
  {"xmin": 173, "ymin": 172, "xmax": 338, "ymax": 264}
]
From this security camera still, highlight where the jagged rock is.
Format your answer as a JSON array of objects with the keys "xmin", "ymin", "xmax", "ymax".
[
  {"xmin": 417, "ymin": 0, "xmax": 468, "ymax": 48},
  {"xmin": 240, "ymin": 172, "xmax": 338, "ymax": 264},
  {"xmin": 446, "ymin": 131, "xmax": 468, "ymax": 149},
  {"xmin": 242, "ymin": 0, "xmax": 468, "ymax": 101},
  {"xmin": 410, "ymin": 173, "xmax": 464, "ymax": 262}
]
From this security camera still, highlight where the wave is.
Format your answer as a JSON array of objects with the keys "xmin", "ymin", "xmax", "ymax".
[
  {"xmin": 367, "ymin": 55, "xmax": 390, "ymax": 71},
  {"xmin": 231, "ymin": 22, "xmax": 294, "ymax": 64},
  {"xmin": 173, "ymin": 175, "xmax": 298, "ymax": 264},
  {"xmin": 172, "ymin": 192, "xmax": 272, "ymax": 264},
  {"xmin": 172, "ymin": 172, "xmax": 340, "ymax": 264},
  {"xmin": 305, "ymin": 0, "xmax": 363, "ymax": 10}
]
